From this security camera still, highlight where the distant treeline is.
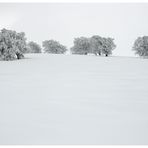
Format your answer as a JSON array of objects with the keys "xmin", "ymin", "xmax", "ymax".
[{"xmin": 0, "ymin": 28, "xmax": 148, "ymax": 61}]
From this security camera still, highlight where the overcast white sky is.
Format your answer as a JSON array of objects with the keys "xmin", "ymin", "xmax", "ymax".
[{"xmin": 0, "ymin": 3, "xmax": 148, "ymax": 56}]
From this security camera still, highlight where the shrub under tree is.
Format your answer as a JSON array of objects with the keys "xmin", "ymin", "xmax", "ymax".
[
  {"xmin": 42, "ymin": 40, "xmax": 67, "ymax": 54},
  {"xmin": 27, "ymin": 41, "xmax": 42, "ymax": 53},
  {"xmin": 0, "ymin": 28, "xmax": 27, "ymax": 60},
  {"xmin": 133, "ymin": 36, "xmax": 148, "ymax": 57}
]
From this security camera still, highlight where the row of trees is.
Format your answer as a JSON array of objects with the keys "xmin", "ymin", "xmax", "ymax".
[
  {"xmin": 0, "ymin": 28, "xmax": 116, "ymax": 60},
  {"xmin": 0, "ymin": 28, "xmax": 148, "ymax": 61}
]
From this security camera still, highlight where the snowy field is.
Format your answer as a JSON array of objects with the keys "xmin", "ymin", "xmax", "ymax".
[{"xmin": 0, "ymin": 54, "xmax": 148, "ymax": 145}]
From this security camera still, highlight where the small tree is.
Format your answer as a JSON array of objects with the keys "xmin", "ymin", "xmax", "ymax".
[
  {"xmin": 0, "ymin": 28, "xmax": 27, "ymax": 60},
  {"xmin": 90, "ymin": 35, "xmax": 103, "ymax": 55},
  {"xmin": 133, "ymin": 36, "xmax": 148, "ymax": 57},
  {"xmin": 42, "ymin": 40, "xmax": 67, "ymax": 54},
  {"xmin": 27, "ymin": 41, "xmax": 42, "ymax": 53},
  {"xmin": 71, "ymin": 37, "xmax": 90, "ymax": 55},
  {"xmin": 101, "ymin": 37, "xmax": 116, "ymax": 57}
]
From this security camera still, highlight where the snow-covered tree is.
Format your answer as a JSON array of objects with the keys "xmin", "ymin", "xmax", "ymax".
[
  {"xmin": 101, "ymin": 37, "xmax": 116, "ymax": 56},
  {"xmin": 71, "ymin": 37, "xmax": 90, "ymax": 55},
  {"xmin": 133, "ymin": 36, "xmax": 148, "ymax": 57},
  {"xmin": 90, "ymin": 35, "xmax": 103, "ymax": 55},
  {"xmin": 71, "ymin": 36, "xmax": 116, "ymax": 56},
  {"xmin": 0, "ymin": 28, "xmax": 27, "ymax": 60},
  {"xmin": 27, "ymin": 41, "xmax": 42, "ymax": 53},
  {"xmin": 42, "ymin": 40, "xmax": 67, "ymax": 54}
]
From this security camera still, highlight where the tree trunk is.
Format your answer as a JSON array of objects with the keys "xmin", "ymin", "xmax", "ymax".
[{"xmin": 16, "ymin": 52, "xmax": 24, "ymax": 59}]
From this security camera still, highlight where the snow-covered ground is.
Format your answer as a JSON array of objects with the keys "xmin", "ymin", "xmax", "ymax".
[{"xmin": 0, "ymin": 54, "xmax": 148, "ymax": 145}]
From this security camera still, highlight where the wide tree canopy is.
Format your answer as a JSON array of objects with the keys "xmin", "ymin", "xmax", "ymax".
[
  {"xmin": 42, "ymin": 40, "xmax": 67, "ymax": 54},
  {"xmin": 0, "ymin": 28, "xmax": 27, "ymax": 60},
  {"xmin": 133, "ymin": 36, "xmax": 148, "ymax": 57},
  {"xmin": 71, "ymin": 35, "xmax": 116, "ymax": 56}
]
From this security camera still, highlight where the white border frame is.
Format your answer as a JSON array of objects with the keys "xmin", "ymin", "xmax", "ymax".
[{"xmin": 0, "ymin": 0, "xmax": 148, "ymax": 3}]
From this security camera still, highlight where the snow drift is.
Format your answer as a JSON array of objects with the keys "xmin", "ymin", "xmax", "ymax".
[{"xmin": 0, "ymin": 54, "xmax": 148, "ymax": 144}]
